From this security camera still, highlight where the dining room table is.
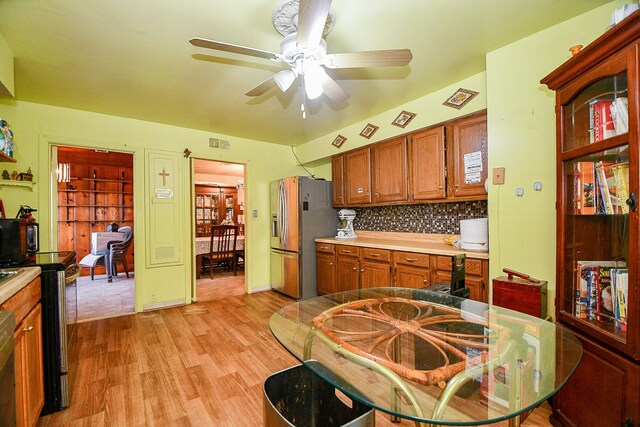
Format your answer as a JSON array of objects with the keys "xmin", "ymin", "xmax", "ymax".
[
  {"xmin": 268, "ymin": 287, "xmax": 583, "ymax": 426},
  {"xmin": 195, "ymin": 234, "xmax": 244, "ymax": 279}
]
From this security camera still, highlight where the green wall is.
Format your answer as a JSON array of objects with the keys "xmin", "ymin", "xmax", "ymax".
[
  {"xmin": 0, "ymin": 100, "xmax": 307, "ymax": 310},
  {"xmin": 486, "ymin": 0, "xmax": 624, "ymax": 315}
]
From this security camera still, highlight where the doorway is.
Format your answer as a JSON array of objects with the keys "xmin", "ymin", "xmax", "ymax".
[
  {"xmin": 55, "ymin": 146, "xmax": 135, "ymax": 322},
  {"xmin": 192, "ymin": 159, "xmax": 246, "ymax": 301}
]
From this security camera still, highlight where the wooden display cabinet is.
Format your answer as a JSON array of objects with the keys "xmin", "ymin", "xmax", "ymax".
[
  {"xmin": 541, "ymin": 13, "xmax": 640, "ymax": 426},
  {"xmin": 194, "ymin": 185, "xmax": 240, "ymax": 237}
]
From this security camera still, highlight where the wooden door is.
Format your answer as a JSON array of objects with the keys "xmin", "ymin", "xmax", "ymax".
[
  {"xmin": 448, "ymin": 113, "xmax": 488, "ymax": 198},
  {"xmin": 360, "ymin": 260, "xmax": 391, "ymax": 288},
  {"xmin": 410, "ymin": 127, "xmax": 446, "ymax": 201},
  {"xmin": 336, "ymin": 255, "xmax": 359, "ymax": 292},
  {"xmin": 332, "ymin": 154, "xmax": 345, "ymax": 207},
  {"xmin": 372, "ymin": 137, "xmax": 408, "ymax": 203},
  {"xmin": 316, "ymin": 253, "xmax": 336, "ymax": 295},
  {"xmin": 345, "ymin": 147, "xmax": 372, "ymax": 205},
  {"xmin": 394, "ymin": 265, "xmax": 430, "ymax": 289}
]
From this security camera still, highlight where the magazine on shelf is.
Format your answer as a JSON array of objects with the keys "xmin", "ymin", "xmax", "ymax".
[{"xmin": 575, "ymin": 162, "xmax": 596, "ymax": 214}]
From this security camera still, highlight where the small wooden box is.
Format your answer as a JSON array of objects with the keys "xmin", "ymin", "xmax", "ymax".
[{"xmin": 492, "ymin": 269, "xmax": 547, "ymax": 319}]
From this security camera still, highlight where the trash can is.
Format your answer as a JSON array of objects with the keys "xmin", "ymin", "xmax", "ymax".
[{"xmin": 263, "ymin": 364, "xmax": 375, "ymax": 427}]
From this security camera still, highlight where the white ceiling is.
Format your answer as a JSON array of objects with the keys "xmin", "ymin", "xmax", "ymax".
[{"xmin": 0, "ymin": 0, "xmax": 612, "ymax": 145}]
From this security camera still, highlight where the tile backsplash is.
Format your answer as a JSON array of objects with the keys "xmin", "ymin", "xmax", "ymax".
[{"xmin": 353, "ymin": 201, "xmax": 487, "ymax": 234}]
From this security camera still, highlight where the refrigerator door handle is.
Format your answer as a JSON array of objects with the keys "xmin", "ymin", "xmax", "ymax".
[{"xmin": 279, "ymin": 180, "xmax": 286, "ymax": 247}]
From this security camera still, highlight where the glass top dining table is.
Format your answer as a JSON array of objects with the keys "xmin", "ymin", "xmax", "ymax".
[{"xmin": 269, "ymin": 287, "xmax": 582, "ymax": 426}]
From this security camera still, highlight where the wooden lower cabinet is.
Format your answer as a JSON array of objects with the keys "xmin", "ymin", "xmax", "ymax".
[
  {"xmin": 361, "ymin": 260, "xmax": 391, "ymax": 288},
  {"xmin": 0, "ymin": 277, "xmax": 44, "ymax": 427},
  {"xmin": 434, "ymin": 256, "xmax": 487, "ymax": 302},
  {"xmin": 316, "ymin": 243, "xmax": 337, "ymax": 295},
  {"xmin": 395, "ymin": 265, "xmax": 431, "ymax": 289},
  {"xmin": 551, "ymin": 331, "xmax": 640, "ymax": 427},
  {"xmin": 336, "ymin": 255, "xmax": 360, "ymax": 292}
]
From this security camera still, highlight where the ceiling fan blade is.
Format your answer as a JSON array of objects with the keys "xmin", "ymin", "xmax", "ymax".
[
  {"xmin": 297, "ymin": 0, "xmax": 332, "ymax": 50},
  {"xmin": 245, "ymin": 75, "xmax": 278, "ymax": 96},
  {"xmin": 323, "ymin": 49, "xmax": 413, "ymax": 69},
  {"xmin": 190, "ymin": 38, "xmax": 278, "ymax": 61},
  {"xmin": 317, "ymin": 70, "xmax": 350, "ymax": 103}
]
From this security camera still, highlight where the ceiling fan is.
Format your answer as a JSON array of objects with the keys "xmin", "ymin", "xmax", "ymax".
[{"xmin": 190, "ymin": 0, "xmax": 413, "ymax": 108}]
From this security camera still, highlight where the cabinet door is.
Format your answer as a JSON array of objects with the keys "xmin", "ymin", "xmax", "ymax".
[
  {"xmin": 551, "ymin": 332, "xmax": 640, "ymax": 427},
  {"xmin": 336, "ymin": 256, "xmax": 360, "ymax": 292},
  {"xmin": 361, "ymin": 260, "xmax": 391, "ymax": 289},
  {"xmin": 449, "ymin": 113, "xmax": 488, "ymax": 198},
  {"xmin": 316, "ymin": 253, "xmax": 336, "ymax": 295},
  {"xmin": 332, "ymin": 154, "xmax": 345, "ymax": 207},
  {"xmin": 24, "ymin": 304, "xmax": 44, "ymax": 427},
  {"xmin": 372, "ymin": 137, "xmax": 408, "ymax": 203},
  {"xmin": 14, "ymin": 327, "xmax": 25, "ymax": 427},
  {"xmin": 345, "ymin": 147, "xmax": 372, "ymax": 205},
  {"xmin": 435, "ymin": 270, "xmax": 485, "ymax": 302},
  {"xmin": 410, "ymin": 127, "xmax": 446, "ymax": 201},
  {"xmin": 394, "ymin": 265, "xmax": 430, "ymax": 289}
]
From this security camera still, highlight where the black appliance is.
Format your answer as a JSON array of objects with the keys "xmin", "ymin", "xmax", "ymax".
[
  {"xmin": 20, "ymin": 251, "xmax": 78, "ymax": 414},
  {"xmin": 0, "ymin": 219, "xmax": 28, "ymax": 265}
]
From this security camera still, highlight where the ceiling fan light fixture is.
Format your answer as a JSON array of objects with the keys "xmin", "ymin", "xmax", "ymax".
[
  {"xmin": 274, "ymin": 69, "xmax": 296, "ymax": 92},
  {"xmin": 303, "ymin": 62, "xmax": 325, "ymax": 100}
]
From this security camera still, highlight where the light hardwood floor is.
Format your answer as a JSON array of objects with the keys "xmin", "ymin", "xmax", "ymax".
[{"xmin": 40, "ymin": 280, "xmax": 552, "ymax": 426}]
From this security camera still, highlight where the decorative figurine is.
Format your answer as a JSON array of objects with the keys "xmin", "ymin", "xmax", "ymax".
[
  {"xmin": 2, "ymin": 170, "xmax": 9, "ymax": 180},
  {"xmin": 10, "ymin": 170, "xmax": 18, "ymax": 180}
]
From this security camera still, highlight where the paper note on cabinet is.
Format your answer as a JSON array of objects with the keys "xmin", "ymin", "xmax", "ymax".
[{"xmin": 464, "ymin": 151, "xmax": 483, "ymax": 183}]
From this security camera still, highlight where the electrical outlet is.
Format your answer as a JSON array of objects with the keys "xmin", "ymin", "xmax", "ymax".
[{"xmin": 493, "ymin": 167, "xmax": 505, "ymax": 185}]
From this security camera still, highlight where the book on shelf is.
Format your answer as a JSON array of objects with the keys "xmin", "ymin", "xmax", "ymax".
[
  {"xmin": 595, "ymin": 161, "xmax": 616, "ymax": 214},
  {"xmin": 614, "ymin": 163, "xmax": 630, "ymax": 214},
  {"xmin": 611, "ymin": 268, "xmax": 629, "ymax": 331},
  {"xmin": 575, "ymin": 162, "xmax": 596, "ymax": 214},
  {"xmin": 576, "ymin": 261, "xmax": 624, "ymax": 322},
  {"xmin": 590, "ymin": 100, "xmax": 616, "ymax": 143}
]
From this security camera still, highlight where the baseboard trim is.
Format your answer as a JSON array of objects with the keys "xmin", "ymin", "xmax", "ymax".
[
  {"xmin": 249, "ymin": 286, "xmax": 272, "ymax": 294},
  {"xmin": 143, "ymin": 299, "xmax": 185, "ymax": 311}
]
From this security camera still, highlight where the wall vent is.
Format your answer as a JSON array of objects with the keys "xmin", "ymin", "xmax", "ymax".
[{"xmin": 209, "ymin": 138, "xmax": 230, "ymax": 150}]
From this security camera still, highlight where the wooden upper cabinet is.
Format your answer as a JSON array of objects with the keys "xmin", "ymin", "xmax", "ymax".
[
  {"xmin": 345, "ymin": 146, "xmax": 372, "ymax": 205},
  {"xmin": 409, "ymin": 126, "xmax": 446, "ymax": 201},
  {"xmin": 372, "ymin": 137, "xmax": 408, "ymax": 203},
  {"xmin": 448, "ymin": 113, "xmax": 488, "ymax": 198},
  {"xmin": 332, "ymin": 154, "xmax": 345, "ymax": 207}
]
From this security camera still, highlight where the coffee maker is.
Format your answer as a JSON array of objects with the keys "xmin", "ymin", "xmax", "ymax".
[
  {"xmin": 336, "ymin": 209, "xmax": 357, "ymax": 239},
  {"xmin": 17, "ymin": 205, "xmax": 39, "ymax": 253}
]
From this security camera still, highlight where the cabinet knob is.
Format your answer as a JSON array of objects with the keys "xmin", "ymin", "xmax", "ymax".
[
  {"xmin": 360, "ymin": 269, "xmax": 365, "ymax": 272},
  {"xmin": 329, "ymin": 262, "xmax": 333, "ymax": 266},
  {"xmin": 374, "ymin": 192, "xmax": 379, "ymax": 196},
  {"xmin": 24, "ymin": 326, "xmax": 34, "ymax": 333},
  {"xmin": 438, "ymin": 186, "xmax": 443, "ymax": 190},
  {"xmin": 423, "ymin": 280, "xmax": 428, "ymax": 284},
  {"xmin": 352, "ymin": 267, "xmax": 357, "ymax": 271}
]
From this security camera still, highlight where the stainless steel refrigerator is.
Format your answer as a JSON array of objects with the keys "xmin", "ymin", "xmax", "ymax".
[{"xmin": 270, "ymin": 176, "xmax": 337, "ymax": 299}]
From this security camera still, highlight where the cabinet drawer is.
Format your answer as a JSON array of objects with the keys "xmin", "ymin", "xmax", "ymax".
[
  {"xmin": 336, "ymin": 245, "xmax": 360, "ymax": 257},
  {"xmin": 0, "ymin": 277, "xmax": 41, "ymax": 326},
  {"xmin": 394, "ymin": 251, "xmax": 430, "ymax": 268},
  {"xmin": 362, "ymin": 248, "xmax": 391, "ymax": 262},
  {"xmin": 316, "ymin": 242, "xmax": 335, "ymax": 254}
]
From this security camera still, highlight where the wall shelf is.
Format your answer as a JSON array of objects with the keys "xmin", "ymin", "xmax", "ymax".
[
  {"xmin": 0, "ymin": 151, "xmax": 16, "ymax": 163},
  {"xmin": 0, "ymin": 180, "xmax": 36, "ymax": 190}
]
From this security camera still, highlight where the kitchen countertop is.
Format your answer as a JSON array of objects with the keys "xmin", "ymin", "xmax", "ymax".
[
  {"xmin": 315, "ymin": 230, "xmax": 489, "ymax": 260},
  {"xmin": 0, "ymin": 267, "xmax": 41, "ymax": 305}
]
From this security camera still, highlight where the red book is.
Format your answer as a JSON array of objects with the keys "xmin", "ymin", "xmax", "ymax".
[{"xmin": 591, "ymin": 100, "xmax": 616, "ymax": 142}]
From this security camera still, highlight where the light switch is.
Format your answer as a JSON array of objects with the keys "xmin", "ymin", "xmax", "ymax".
[
  {"xmin": 493, "ymin": 167, "xmax": 505, "ymax": 185},
  {"xmin": 252, "ymin": 209, "xmax": 258, "ymax": 218}
]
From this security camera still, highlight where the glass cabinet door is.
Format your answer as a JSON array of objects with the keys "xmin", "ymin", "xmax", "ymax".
[{"xmin": 562, "ymin": 145, "xmax": 631, "ymax": 343}]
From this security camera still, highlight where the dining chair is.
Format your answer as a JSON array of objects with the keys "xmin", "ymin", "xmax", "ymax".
[{"xmin": 202, "ymin": 224, "xmax": 238, "ymax": 278}]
